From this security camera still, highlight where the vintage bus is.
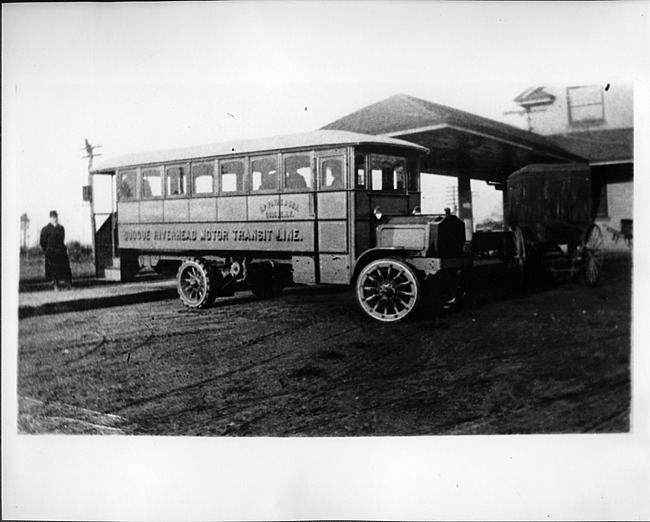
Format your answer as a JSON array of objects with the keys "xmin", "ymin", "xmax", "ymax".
[{"xmin": 91, "ymin": 130, "xmax": 470, "ymax": 322}]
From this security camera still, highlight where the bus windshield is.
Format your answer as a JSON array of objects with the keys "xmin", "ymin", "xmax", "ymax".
[{"xmin": 369, "ymin": 154, "xmax": 407, "ymax": 192}]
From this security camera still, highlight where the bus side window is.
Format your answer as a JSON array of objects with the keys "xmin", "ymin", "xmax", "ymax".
[
  {"xmin": 117, "ymin": 169, "xmax": 137, "ymax": 201},
  {"xmin": 166, "ymin": 165, "xmax": 188, "ymax": 197},
  {"xmin": 284, "ymin": 155, "xmax": 312, "ymax": 191},
  {"xmin": 320, "ymin": 157, "xmax": 344, "ymax": 190},
  {"xmin": 251, "ymin": 156, "xmax": 279, "ymax": 192},
  {"xmin": 220, "ymin": 160, "xmax": 244, "ymax": 193},
  {"xmin": 142, "ymin": 167, "xmax": 163, "ymax": 198},
  {"xmin": 192, "ymin": 162, "xmax": 215, "ymax": 195},
  {"xmin": 355, "ymin": 155, "xmax": 366, "ymax": 188},
  {"xmin": 371, "ymin": 168, "xmax": 384, "ymax": 191}
]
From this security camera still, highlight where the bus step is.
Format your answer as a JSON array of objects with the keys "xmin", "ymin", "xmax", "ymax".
[
  {"xmin": 101, "ymin": 258, "xmax": 123, "ymax": 281},
  {"xmin": 104, "ymin": 267, "xmax": 122, "ymax": 282}
]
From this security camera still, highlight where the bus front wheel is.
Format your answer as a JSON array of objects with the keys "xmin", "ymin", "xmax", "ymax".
[{"xmin": 355, "ymin": 258, "xmax": 421, "ymax": 322}]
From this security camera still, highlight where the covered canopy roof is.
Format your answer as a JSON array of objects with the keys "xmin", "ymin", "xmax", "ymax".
[
  {"xmin": 549, "ymin": 128, "xmax": 634, "ymax": 185},
  {"xmin": 549, "ymin": 128, "xmax": 633, "ymax": 165},
  {"xmin": 322, "ymin": 94, "xmax": 585, "ymax": 182},
  {"xmin": 92, "ymin": 129, "xmax": 428, "ymax": 173}
]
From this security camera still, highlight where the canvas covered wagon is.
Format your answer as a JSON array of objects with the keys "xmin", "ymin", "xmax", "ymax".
[{"xmin": 507, "ymin": 163, "xmax": 604, "ymax": 286}]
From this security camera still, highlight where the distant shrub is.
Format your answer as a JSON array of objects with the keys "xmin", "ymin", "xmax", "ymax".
[
  {"xmin": 20, "ymin": 242, "xmax": 93, "ymax": 262},
  {"xmin": 67, "ymin": 241, "xmax": 93, "ymax": 263},
  {"xmin": 20, "ymin": 246, "xmax": 44, "ymax": 259}
]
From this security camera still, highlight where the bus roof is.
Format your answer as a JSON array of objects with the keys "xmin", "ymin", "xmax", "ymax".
[{"xmin": 91, "ymin": 130, "xmax": 429, "ymax": 173}]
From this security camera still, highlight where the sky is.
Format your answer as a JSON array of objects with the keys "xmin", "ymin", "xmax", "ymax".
[
  {"xmin": 13, "ymin": 81, "xmax": 522, "ymax": 243},
  {"xmin": 3, "ymin": 3, "xmax": 650, "ymax": 521},
  {"xmin": 6, "ymin": 2, "xmax": 648, "ymax": 246},
  {"xmin": 13, "ymin": 79, "xmax": 527, "ymax": 244}
]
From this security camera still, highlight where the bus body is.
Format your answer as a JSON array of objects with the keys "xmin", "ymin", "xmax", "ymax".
[{"xmin": 91, "ymin": 130, "xmax": 471, "ymax": 322}]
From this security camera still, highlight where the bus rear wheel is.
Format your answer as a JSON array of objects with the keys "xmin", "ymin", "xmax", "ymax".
[
  {"xmin": 177, "ymin": 258, "xmax": 220, "ymax": 309},
  {"xmin": 356, "ymin": 258, "xmax": 421, "ymax": 322}
]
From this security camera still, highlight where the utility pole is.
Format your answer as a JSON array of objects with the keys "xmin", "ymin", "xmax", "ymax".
[
  {"xmin": 445, "ymin": 185, "xmax": 458, "ymax": 215},
  {"xmin": 82, "ymin": 139, "xmax": 102, "ymax": 277},
  {"xmin": 20, "ymin": 213, "xmax": 30, "ymax": 250},
  {"xmin": 504, "ymin": 106, "xmax": 533, "ymax": 132}
]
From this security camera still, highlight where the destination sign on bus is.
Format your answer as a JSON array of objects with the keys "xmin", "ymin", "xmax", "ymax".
[{"xmin": 120, "ymin": 222, "xmax": 314, "ymax": 252}]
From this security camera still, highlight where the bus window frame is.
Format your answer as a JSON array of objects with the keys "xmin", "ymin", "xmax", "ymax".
[
  {"xmin": 117, "ymin": 168, "xmax": 139, "ymax": 201},
  {"xmin": 190, "ymin": 160, "xmax": 217, "ymax": 197},
  {"xmin": 165, "ymin": 163, "xmax": 190, "ymax": 199},
  {"xmin": 219, "ymin": 157, "xmax": 247, "ymax": 195},
  {"xmin": 283, "ymin": 152, "xmax": 314, "ymax": 192},
  {"xmin": 368, "ymin": 153, "xmax": 408, "ymax": 193},
  {"xmin": 318, "ymin": 155, "xmax": 347, "ymax": 191},
  {"xmin": 354, "ymin": 153, "xmax": 367, "ymax": 190},
  {"xmin": 250, "ymin": 153, "xmax": 281, "ymax": 194},
  {"xmin": 407, "ymin": 159, "xmax": 420, "ymax": 193},
  {"xmin": 113, "ymin": 146, "xmax": 419, "ymax": 201},
  {"xmin": 141, "ymin": 165, "xmax": 164, "ymax": 200}
]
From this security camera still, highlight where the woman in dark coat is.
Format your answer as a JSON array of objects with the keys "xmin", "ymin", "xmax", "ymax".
[{"xmin": 40, "ymin": 210, "xmax": 72, "ymax": 289}]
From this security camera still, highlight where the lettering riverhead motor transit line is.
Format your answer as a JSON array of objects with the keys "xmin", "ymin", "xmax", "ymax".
[{"xmin": 123, "ymin": 227, "xmax": 304, "ymax": 242}]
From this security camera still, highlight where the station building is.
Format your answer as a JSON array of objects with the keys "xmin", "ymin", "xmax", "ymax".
[
  {"xmin": 322, "ymin": 87, "xmax": 633, "ymax": 252},
  {"xmin": 503, "ymin": 84, "xmax": 633, "ymax": 250}
]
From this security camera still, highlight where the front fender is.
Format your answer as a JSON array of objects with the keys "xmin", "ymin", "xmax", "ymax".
[{"xmin": 351, "ymin": 248, "xmax": 415, "ymax": 285}]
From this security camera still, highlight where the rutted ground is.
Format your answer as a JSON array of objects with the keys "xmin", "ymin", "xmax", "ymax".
[{"xmin": 17, "ymin": 254, "xmax": 632, "ymax": 436}]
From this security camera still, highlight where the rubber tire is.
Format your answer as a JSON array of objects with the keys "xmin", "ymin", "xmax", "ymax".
[
  {"xmin": 177, "ymin": 258, "xmax": 220, "ymax": 309},
  {"xmin": 355, "ymin": 258, "xmax": 421, "ymax": 323}
]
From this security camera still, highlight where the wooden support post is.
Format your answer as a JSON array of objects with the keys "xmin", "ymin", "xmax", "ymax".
[
  {"xmin": 502, "ymin": 185, "xmax": 509, "ymax": 230},
  {"xmin": 502, "ymin": 182, "xmax": 510, "ymax": 266},
  {"xmin": 457, "ymin": 173, "xmax": 473, "ymax": 252},
  {"xmin": 111, "ymin": 173, "xmax": 116, "ymax": 260},
  {"xmin": 88, "ymin": 169, "xmax": 99, "ymax": 278}
]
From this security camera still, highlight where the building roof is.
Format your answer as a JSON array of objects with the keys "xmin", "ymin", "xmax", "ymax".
[
  {"xmin": 92, "ymin": 129, "xmax": 428, "ymax": 173},
  {"xmin": 548, "ymin": 128, "xmax": 633, "ymax": 164},
  {"xmin": 322, "ymin": 93, "xmax": 579, "ymax": 159},
  {"xmin": 321, "ymin": 94, "xmax": 583, "ymax": 181}
]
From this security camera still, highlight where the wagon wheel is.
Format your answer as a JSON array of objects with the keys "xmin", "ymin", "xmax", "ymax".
[
  {"xmin": 356, "ymin": 258, "xmax": 421, "ymax": 322},
  {"xmin": 177, "ymin": 258, "xmax": 220, "ymax": 308},
  {"xmin": 583, "ymin": 224, "xmax": 604, "ymax": 286}
]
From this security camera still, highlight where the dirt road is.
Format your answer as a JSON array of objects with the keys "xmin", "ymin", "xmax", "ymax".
[{"xmin": 18, "ymin": 254, "xmax": 632, "ymax": 436}]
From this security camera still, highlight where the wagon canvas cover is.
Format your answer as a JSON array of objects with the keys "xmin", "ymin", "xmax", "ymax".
[{"xmin": 507, "ymin": 163, "xmax": 594, "ymax": 244}]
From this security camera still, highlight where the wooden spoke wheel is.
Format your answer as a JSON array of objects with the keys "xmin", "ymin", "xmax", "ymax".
[
  {"xmin": 177, "ymin": 258, "xmax": 219, "ymax": 309},
  {"xmin": 356, "ymin": 258, "xmax": 421, "ymax": 322},
  {"xmin": 583, "ymin": 224, "xmax": 604, "ymax": 286}
]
